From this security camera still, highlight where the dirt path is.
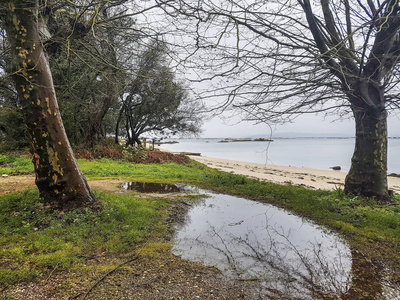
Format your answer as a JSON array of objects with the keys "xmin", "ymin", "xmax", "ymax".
[{"xmin": 0, "ymin": 176, "xmax": 130, "ymax": 194}]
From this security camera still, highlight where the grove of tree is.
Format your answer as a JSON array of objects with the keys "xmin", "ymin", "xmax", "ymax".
[
  {"xmin": 2, "ymin": 0, "xmax": 400, "ymax": 204},
  {"xmin": 0, "ymin": 0, "xmax": 201, "ymax": 209}
]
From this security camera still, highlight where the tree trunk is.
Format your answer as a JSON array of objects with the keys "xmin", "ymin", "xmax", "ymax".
[
  {"xmin": 344, "ymin": 106, "xmax": 389, "ymax": 200},
  {"xmin": 115, "ymin": 105, "xmax": 124, "ymax": 145},
  {"xmin": 84, "ymin": 7, "xmax": 121, "ymax": 147},
  {"xmin": 5, "ymin": 2, "xmax": 100, "ymax": 210}
]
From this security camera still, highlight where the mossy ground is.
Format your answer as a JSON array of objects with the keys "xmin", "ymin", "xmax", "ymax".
[{"xmin": 0, "ymin": 154, "xmax": 399, "ymax": 298}]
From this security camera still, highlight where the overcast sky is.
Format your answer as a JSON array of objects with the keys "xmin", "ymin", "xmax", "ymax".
[
  {"xmin": 134, "ymin": 2, "xmax": 400, "ymax": 140},
  {"xmin": 200, "ymin": 113, "xmax": 400, "ymax": 138}
]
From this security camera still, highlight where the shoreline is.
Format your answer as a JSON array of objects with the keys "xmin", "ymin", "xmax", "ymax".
[{"xmin": 189, "ymin": 155, "xmax": 400, "ymax": 194}]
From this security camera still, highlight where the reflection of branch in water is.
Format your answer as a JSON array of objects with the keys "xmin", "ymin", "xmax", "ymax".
[
  {"xmin": 207, "ymin": 225, "xmax": 242, "ymax": 277},
  {"xmin": 254, "ymin": 224, "xmax": 349, "ymax": 299},
  {"xmin": 270, "ymin": 214, "xmax": 352, "ymax": 293},
  {"xmin": 174, "ymin": 193, "xmax": 399, "ymax": 299},
  {"xmin": 193, "ymin": 219, "xmax": 352, "ymax": 299}
]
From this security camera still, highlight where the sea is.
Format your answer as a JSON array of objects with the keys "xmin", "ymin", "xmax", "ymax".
[{"xmin": 159, "ymin": 137, "xmax": 400, "ymax": 173}]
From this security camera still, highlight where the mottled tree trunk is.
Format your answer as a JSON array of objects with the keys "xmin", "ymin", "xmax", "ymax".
[
  {"xmin": 5, "ymin": 2, "xmax": 99, "ymax": 210},
  {"xmin": 344, "ymin": 105, "xmax": 389, "ymax": 200}
]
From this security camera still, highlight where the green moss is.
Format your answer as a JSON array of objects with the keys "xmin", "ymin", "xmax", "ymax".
[
  {"xmin": 136, "ymin": 242, "xmax": 171, "ymax": 257},
  {"xmin": 0, "ymin": 268, "xmax": 38, "ymax": 285}
]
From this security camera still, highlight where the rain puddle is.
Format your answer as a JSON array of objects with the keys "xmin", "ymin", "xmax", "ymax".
[
  {"xmin": 123, "ymin": 182, "xmax": 186, "ymax": 193},
  {"xmin": 172, "ymin": 188, "xmax": 399, "ymax": 299}
]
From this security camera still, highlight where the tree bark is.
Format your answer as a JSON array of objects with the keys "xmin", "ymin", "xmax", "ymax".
[
  {"xmin": 84, "ymin": 7, "xmax": 121, "ymax": 147},
  {"xmin": 5, "ymin": 1, "xmax": 100, "ymax": 210},
  {"xmin": 344, "ymin": 105, "xmax": 389, "ymax": 200},
  {"xmin": 115, "ymin": 105, "xmax": 124, "ymax": 145}
]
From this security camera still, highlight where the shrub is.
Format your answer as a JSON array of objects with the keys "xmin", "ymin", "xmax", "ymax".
[
  {"xmin": 123, "ymin": 145, "xmax": 147, "ymax": 163},
  {"xmin": 74, "ymin": 144, "xmax": 124, "ymax": 160},
  {"xmin": 145, "ymin": 151, "xmax": 189, "ymax": 164},
  {"xmin": 73, "ymin": 139, "xmax": 189, "ymax": 164}
]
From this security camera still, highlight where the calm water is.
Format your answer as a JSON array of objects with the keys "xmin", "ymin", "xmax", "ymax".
[
  {"xmin": 173, "ymin": 189, "xmax": 399, "ymax": 299},
  {"xmin": 161, "ymin": 138, "xmax": 400, "ymax": 173},
  {"xmin": 120, "ymin": 182, "xmax": 399, "ymax": 298}
]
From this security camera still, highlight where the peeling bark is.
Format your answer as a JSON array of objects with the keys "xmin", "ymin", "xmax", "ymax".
[{"xmin": 4, "ymin": 1, "xmax": 100, "ymax": 210}]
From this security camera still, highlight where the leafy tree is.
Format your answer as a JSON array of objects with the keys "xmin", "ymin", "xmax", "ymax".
[
  {"xmin": 116, "ymin": 42, "xmax": 202, "ymax": 145},
  {"xmin": 0, "ymin": 31, "xmax": 27, "ymax": 150},
  {"xmin": 1, "ymin": 0, "xmax": 100, "ymax": 209},
  {"xmin": 155, "ymin": 0, "xmax": 400, "ymax": 200},
  {"xmin": 47, "ymin": 2, "xmax": 134, "ymax": 146},
  {"xmin": 0, "ymin": 0, "xmax": 200, "ymax": 209}
]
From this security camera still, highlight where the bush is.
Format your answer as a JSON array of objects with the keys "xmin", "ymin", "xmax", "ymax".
[
  {"xmin": 123, "ymin": 145, "xmax": 147, "ymax": 163},
  {"xmin": 74, "ymin": 144, "xmax": 124, "ymax": 160},
  {"xmin": 74, "ymin": 139, "xmax": 189, "ymax": 164},
  {"xmin": 145, "ymin": 151, "xmax": 189, "ymax": 164},
  {"xmin": 0, "ymin": 154, "xmax": 16, "ymax": 165}
]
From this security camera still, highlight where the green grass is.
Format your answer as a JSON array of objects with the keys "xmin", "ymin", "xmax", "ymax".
[
  {"xmin": 77, "ymin": 158, "xmax": 400, "ymax": 255},
  {"xmin": 0, "ymin": 186, "xmax": 170, "ymax": 286},
  {"xmin": 1, "ymin": 155, "xmax": 399, "ymax": 287},
  {"xmin": 0, "ymin": 153, "xmax": 33, "ymax": 174},
  {"xmin": 1, "ymin": 156, "xmax": 399, "ymax": 246}
]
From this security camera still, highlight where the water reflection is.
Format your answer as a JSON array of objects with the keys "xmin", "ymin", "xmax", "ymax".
[
  {"xmin": 123, "ymin": 182, "xmax": 185, "ymax": 193},
  {"xmin": 173, "ymin": 191, "xmax": 398, "ymax": 299}
]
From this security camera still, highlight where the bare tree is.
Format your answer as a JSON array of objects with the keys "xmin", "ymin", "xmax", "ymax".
[{"xmin": 154, "ymin": 0, "xmax": 400, "ymax": 200}]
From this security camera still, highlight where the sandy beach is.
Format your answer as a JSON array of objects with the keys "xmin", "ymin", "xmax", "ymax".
[{"xmin": 189, "ymin": 155, "xmax": 400, "ymax": 194}]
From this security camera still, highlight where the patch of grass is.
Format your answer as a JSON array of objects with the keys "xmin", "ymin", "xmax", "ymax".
[
  {"xmin": 77, "ymin": 158, "xmax": 202, "ymax": 182},
  {"xmin": 0, "ymin": 268, "xmax": 38, "ymax": 285},
  {"xmin": 136, "ymin": 242, "xmax": 171, "ymax": 258},
  {"xmin": 1, "ymin": 156, "xmax": 399, "ymax": 288},
  {"xmin": 78, "ymin": 158, "xmax": 400, "ymax": 252},
  {"xmin": 0, "ymin": 188, "xmax": 170, "ymax": 286},
  {"xmin": 0, "ymin": 153, "xmax": 33, "ymax": 175}
]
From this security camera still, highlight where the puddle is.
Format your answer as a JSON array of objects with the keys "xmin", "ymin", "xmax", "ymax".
[
  {"xmin": 172, "ymin": 190, "xmax": 400, "ymax": 299},
  {"xmin": 123, "ymin": 182, "xmax": 185, "ymax": 193}
]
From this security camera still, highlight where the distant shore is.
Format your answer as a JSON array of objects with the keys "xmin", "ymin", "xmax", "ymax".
[{"xmin": 188, "ymin": 155, "xmax": 400, "ymax": 194}]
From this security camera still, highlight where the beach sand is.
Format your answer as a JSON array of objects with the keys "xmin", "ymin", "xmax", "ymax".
[{"xmin": 189, "ymin": 155, "xmax": 400, "ymax": 194}]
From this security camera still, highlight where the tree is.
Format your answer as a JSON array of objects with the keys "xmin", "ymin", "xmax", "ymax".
[
  {"xmin": 81, "ymin": 5, "xmax": 125, "ymax": 146},
  {"xmin": 0, "ymin": 31, "xmax": 27, "ymax": 150},
  {"xmin": 116, "ymin": 42, "xmax": 202, "ymax": 145},
  {"xmin": 1, "ymin": 1, "xmax": 99, "ymax": 209},
  {"xmin": 42, "ymin": 1, "xmax": 139, "ymax": 147},
  {"xmin": 155, "ymin": 0, "xmax": 400, "ymax": 200}
]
